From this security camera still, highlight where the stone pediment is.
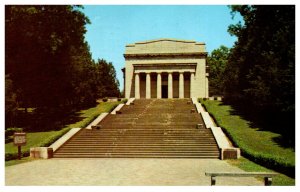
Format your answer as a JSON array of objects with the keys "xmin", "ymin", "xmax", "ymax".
[{"xmin": 124, "ymin": 38, "xmax": 206, "ymax": 57}]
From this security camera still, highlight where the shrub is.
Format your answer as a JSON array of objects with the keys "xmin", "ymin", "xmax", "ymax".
[
  {"xmin": 5, "ymin": 150, "xmax": 30, "ymax": 161},
  {"xmin": 117, "ymin": 98, "xmax": 121, "ymax": 101},
  {"xmin": 39, "ymin": 128, "xmax": 71, "ymax": 147},
  {"xmin": 5, "ymin": 127, "xmax": 23, "ymax": 136},
  {"xmin": 108, "ymin": 103, "xmax": 119, "ymax": 113},
  {"xmin": 102, "ymin": 98, "xmax": 108, "ymax": 102}
]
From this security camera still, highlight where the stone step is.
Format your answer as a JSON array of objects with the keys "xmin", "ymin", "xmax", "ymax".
[
  {"xmin": 54, "ymin": 152, "xmax": 219, "ymax": 156},
  {"xmin": 56, "ymin": 149, "xmax": 219, "ymax": 153},
  {"xmin": 54, "ymin": 99, "xmax": 220, "ymax": 158},
  {"xmin": 62, "ymin": 143, "xmax": 217, "ymax": 146},
  {"xmin": 53, "ymin": 154, "xmax": 219, "ymax": 158},
  {"xmin": 77, "ymin": 134, "xmax": 211, "ymax": 137},
  {"xmin": 58, "ymin": 145, "xmax": 218, "ymax": 149},
  {"xmin": 63, "ymin": 140, "xmax": 215, "ymax": 145}
]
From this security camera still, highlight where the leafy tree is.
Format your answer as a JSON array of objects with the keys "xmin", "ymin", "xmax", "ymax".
[
  {"xmin": 207, "ymin": 45, "xmax": 230, "ymax": 96},
  {"xmin": 5, "ymin": 75, "xmax": 19, "ymax": 127},
  {"xmin": 226, "ymin": 5, "xmax": 295, "ymax": 111},
  {"xmin": 224, "ymin": 5, "xmax": 295, "ymax": 144},
  {"xmin": 94, "ymin": 59, "xmax": 120, "ymax": 98},
  {"xmin": 5, "ymin": 5, "xmax": 91, "ymax": 109}
]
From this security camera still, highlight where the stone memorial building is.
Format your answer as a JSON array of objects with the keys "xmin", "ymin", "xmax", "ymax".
[{"xmin": 123, "ymin": 38, "xmax": 209, "ymax": 99}]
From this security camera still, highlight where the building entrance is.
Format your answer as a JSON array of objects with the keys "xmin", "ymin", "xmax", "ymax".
[{"xmin": 162, "ymin": 85, "xmax": 168, "ymax": 98}]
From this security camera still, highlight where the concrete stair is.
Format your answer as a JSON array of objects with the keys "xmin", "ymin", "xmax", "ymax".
[{"xmin": 54, "ymin": 99, "xmax": 220, "ymax": 158}]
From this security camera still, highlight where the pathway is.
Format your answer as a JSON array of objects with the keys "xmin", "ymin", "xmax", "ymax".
[{"xmin": 6, "ymin": 158, "xmax": 262, "ymax": 186}]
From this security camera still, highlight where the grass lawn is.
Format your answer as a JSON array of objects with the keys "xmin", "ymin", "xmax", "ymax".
[
  {"xmin": 200, "ymin": 100, "xmax": 295, "ymax": 179},
  {"xmin": 5, "ymin": 101, "xmax": 122, "ymax": 163},
  {"xmin": 227, "ymin": 157, "xmax": 295, "ymax": 186},
  {"xmin": 5, "ymin": 157, "xmax": 35, "ymax": 167}
]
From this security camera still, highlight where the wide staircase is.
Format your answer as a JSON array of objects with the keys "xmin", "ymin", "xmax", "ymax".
[{"xmin": 54, "ymin": 99, "xmax": 220, "ymax": 158}]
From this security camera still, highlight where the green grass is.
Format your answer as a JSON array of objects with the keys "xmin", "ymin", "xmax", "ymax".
[
  {"xmin": 5, "ymin": 157, "xmax": 35, "ymax": 167},
  {"xmin": 200, "ymin": 99, "xmax": 295, "ymax": 178},
  {"xmin": 227, "ymin": 157, "xmax": 295, "ymax": 185},
  {"xmin": 5, "ymin": 101, "xmax": 122, "ymax": 161}
]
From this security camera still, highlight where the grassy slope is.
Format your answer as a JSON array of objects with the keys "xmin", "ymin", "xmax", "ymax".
[
  {"xmin": 200, "ymin": 100, "xmax": 295, "ymax": 185},
  {"xmin": 5, "ymin": 101, "xmax": 121, "ymax": 155},
  {"xmin": 200, "ymin": 100, "xmax": 294, "ymax": 165},
  {"xmin": 227, "ymin": 157, "xmax": 295, "ymax": 185}
]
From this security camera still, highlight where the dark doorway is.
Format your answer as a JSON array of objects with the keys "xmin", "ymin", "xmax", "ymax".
[{"xmin": 162, "ymin": 85, "xmax": 168, "ymax": 98}]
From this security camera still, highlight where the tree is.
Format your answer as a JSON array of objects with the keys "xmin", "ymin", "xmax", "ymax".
[
  {"xmin": 224, "ymin": 5, "xmax": 295, "ymax": 144},
  {"xmin": 225, "ymin": 5, "xmax": 295, "ymax": 111},
  {"xmin": 5, "ymin": 5, "xmax": 92, "ymax": 110},
  {"xmin": 5, "ymin": 5, "xmax": 121, "ymax": 131},
  {"xmin": 207, "ymin": 45, "xmax": 230, "ymax": 96},
  {"xmin": 5, "ymin": 75, "xmax": 19, "ymax": 127},
  {"xmin": 93, "ymin": 59, "xmax": 120, "ymax": 98}
]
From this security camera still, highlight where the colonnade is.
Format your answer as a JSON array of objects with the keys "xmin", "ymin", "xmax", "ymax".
[{"xmin": 134, "ymin": 72, "xmax": 195, "ymax": 99}]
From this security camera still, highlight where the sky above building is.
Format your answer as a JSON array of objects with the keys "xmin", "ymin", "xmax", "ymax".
[{"xmin": 81, "ymin": 5, "xmax": 243, "ymax": 91}]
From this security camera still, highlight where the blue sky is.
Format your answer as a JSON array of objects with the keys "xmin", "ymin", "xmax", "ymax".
[{"xmin": 81, "ymin": 5, "xmax": 243, "ymax": 91}]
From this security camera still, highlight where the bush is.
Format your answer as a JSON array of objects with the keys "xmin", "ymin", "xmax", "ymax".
[
  {"xmin": 5, "ymin": 150, "xmax": 30, "ymax": 161},
  {"xmin": 5, "ymin": 127, "xmax": 23, "ymax": 136},
  {"xmin": 108, "ymin": 103, "xmax": 119, "ymax": 113},
  {"xmin": 117, "ymin": 98, "xmax": 121, "ymax": 101},
  {"xmin": 5, "ymin": 137, "xmax": 13, "ymax": 144},
  {"xmin": 39, "ymin": 128, "xmax": 71, "ymax": 147},
  {"xmin": 5, "ymin": 128, "xmax": 23, "ymax": 144},
  {"xmin": 102, "ymin": 98, "xmax": 108, "ymax": 102},
  {"xmin": 122, "ymin": 98, "xmax": 128, "ymax": 104}
]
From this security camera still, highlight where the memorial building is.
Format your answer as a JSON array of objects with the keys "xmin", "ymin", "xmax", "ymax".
[{"xmin": 123, "ymin": 38, "xmax": 209, "ymax": 99}]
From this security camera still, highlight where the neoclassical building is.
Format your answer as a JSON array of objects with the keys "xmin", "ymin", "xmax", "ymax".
[{"xmin": 123, "ymin": 38, "xmax": 209, "ymax": 99}]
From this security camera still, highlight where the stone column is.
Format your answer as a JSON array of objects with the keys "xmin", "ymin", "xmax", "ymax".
[
  {"xmin": 190, "ymin": 72, "xmax": 195, "ymax": 98},
  {"xmin": 157, "ymin": 73, "xmax": 162, "ymax": 99},
  {"xmin": 168, "ymin": 72, "xmax": 173, "ymax": 98},
  {"xmin": 179, "ymin": 72, "xmax": 184, "ymax": 98},
  {"xmin": 146, "ymin": 72, "xmax": 151, "ymax": 99},
  {"xmin": 135, "ymin": 73, "xmax": 140, "ymax": 99}
]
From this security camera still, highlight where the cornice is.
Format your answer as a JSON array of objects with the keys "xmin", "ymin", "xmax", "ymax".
[{"xmin": 124, "ymin": 52, "xmax": 207, "ymax": 59}]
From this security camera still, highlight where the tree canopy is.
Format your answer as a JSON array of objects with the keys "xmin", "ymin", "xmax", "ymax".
[
  {"xmin": 5, "ymin": 5, "xmax": 120, "ymax": 129},
  {"xmin": 221, "ymin": 5, "xmax": 295, "ymax": 144},
  {"xmin": 207, "ymin": 45, "xmax": 230, "ymax": 96},
  {"xmin": 225, "ymin": 5, "xmax": 295, "ymax": 112}
]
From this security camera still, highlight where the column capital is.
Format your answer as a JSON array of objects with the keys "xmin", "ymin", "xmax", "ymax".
[
  {"xmin": 179, "ymin": 71, "xmax": 184, "ymax": 74},
  {"xmin": 134, "ymin": 72, "xmax": 140, "ymax": 74},
  {"xmin": 145, "ymin": 71, "xmax": 151, "ymax": 74},
  {"xmin": 168, "ymin": 71, "xmax": 173, "ymax": 74}
]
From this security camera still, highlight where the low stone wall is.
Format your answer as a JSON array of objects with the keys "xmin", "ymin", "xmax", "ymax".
[
  {"xmin": 49, "ymin": 128, "xmax": 81, "ymax": 152},
  {"xmin": 111, "ymin": 104, "xmax": 125, "ymax": 114},
  {"xmin": 31, "ymin": 128, "xmax": 82, "ymax": 159},
  {"xmin": 126, "ymin": 98, "xmax": 135, "ymax": 105},
  {"xmin": 30, "ymin": 147, "xmax": 53, "ymax": 159},
  {"xmin": 86, "ymin": 113, "xmax": 109, "ymax": 129},
  {"xmin": 195, "ymin": 103, "xmax": 205, "ymax": 113},
  {"xmin": 191, "ymin": 97, "xmax": 198, "ymax": 104},
  {"xmin": 210, "ymin": 127, "xmax": 241, "ymax": 159},
  {"xmin": 193, "ymin": 98, "xmax": 240, "ymax": 160},
  {"xmin": 201, "ymin": 112, "xmax": 216, "ymax": 128}
]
